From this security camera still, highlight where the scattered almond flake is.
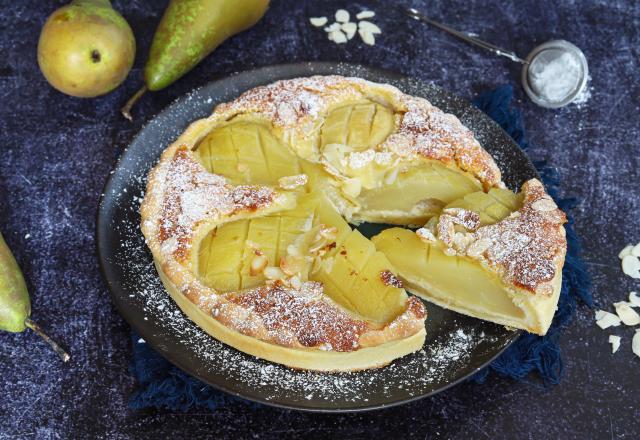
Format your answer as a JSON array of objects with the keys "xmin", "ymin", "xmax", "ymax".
[
  {"xmin": 629, "ymin": 292, "xmax": 640, "ymax": 308},
  {"xmin": 278, "ymin": 174, "xmax": 308, "ymax": 190},
  {"xmin": 358, "ymin": 20, "xmax": 382, "ymax": 34},
  {"xmin": 341, "ymin": 22, "xmax": 357, "ymax": 40},
  {"xmin": 324, "ymin": 22, "xmax": 340, "ymax": 33},
  {"xmin": 137, "ymin": 338, "xmax": 145, "ymax": 344},
  {"xmin": 416, "ymin": 228, "xmax": 437, "ymax": 243},
  {"xmin": 595, "ymin": 310, "xmax": 622, "ymax": 329},
  {"xmin": 613, "ymin": 302, "xmax": 640, "ymax": 326},
  {"xmin": 24, "ymin": 233, "xmax": 30, "ymax": 239},
  {"xmin": 342, "ymin": 177, "xmax": 361, "ymax": 198},
  {"xmin": 633, "ymin": 330, "xmax": 640, "ymax": 359},
  {"xmin": 330, "ymin": 30, "xmax": 348, "ymax": 44},
  {"xmin": 250, "ymin": 254, "xmax": 269, "ymax": 276},
  {"xmin": 621, "ymin": 255, "xmax": 640, "ymax": 279},
  {"xmin": 618, "ymin": 245, "xmax": 633, "ymax": 259},
  {"xmin": 356, "ymin": 10, "xmax": 375, "ymax": 19},
  {"xmin": 335, "ymin": 9, "xmax": 350, "ymax": 23},
  {"xmin": 633, "ymin": 242, "xmax": 640, "ymax": 257},
  {"xmin": 359, "ymin": 29, "xmax": 376, "ymax": 46},
  {"xmin": 309, "ymin": 17, "xmax": 328, "ymax": 27},
  {"xmin": 608, "ymin": 335, "xmax": 621, "ymax": 353}
]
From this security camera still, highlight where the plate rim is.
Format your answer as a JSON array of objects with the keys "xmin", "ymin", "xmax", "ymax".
[{"xmin": 97, "ymin": 61, "xmax": 530, "ymax": 413}]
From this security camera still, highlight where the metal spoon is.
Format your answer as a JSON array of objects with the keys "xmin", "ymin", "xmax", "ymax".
[{"xmin": 404, "ymin": 7, "xmax": 589, "ymax": 108}]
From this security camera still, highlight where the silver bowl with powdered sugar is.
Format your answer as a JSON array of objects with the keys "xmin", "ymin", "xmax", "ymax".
[{"xmin": 522, "ymin": 40, "xmax": 589, "ymax": 109}]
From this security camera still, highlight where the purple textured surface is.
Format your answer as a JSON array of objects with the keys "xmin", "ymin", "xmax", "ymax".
[{"xmin": 0, "ymin": 0, "xmax": 638, "ymax": 438}]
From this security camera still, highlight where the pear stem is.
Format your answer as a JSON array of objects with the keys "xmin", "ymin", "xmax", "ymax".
[
  {"xmin": 121, "ymin": 86, "xmax": 148, "ymax": 121},
  {"xmin": 25, "ymin": 318, "xmax": 70, "ymax": 362}
]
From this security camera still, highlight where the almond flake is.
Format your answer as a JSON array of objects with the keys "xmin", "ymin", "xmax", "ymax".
[
  {"xmin": 318, "ymin": 225, "xmax": 338, "ymax": 241},
  {"xmin": 608, "ymin": 335, "xmax": 621, "ymax": 353},
  {"xmin": 278, "ymin": 174, "xmax": 308, "ymax": 190},
  {"xmin": 416, "ymin": 227, "xmax": 436, "ymax": 243},
  {"xmin": 358, "ymin": 20, "xmax": 382, "ymax": 34},
  {"xmin": 263, "ymin": 266, "xmax": 285, "ymax": 281},
  {"xmin": 618, "ymin": 245, "xmax": 633, "ymax": 259},
  {"xmin": 341, "ymin": 22, "xmax": 357, "ymax": 40},
  {"xmin": 249, "ymin": 254, "xmax": 268, "ymax": 276},
  {"xmin": 633, "ymin": 330, "xmax": 640, "ymax": 358},
  {"xmin": 531, "ymin": 198, "xmax": 557, "ymax": 212},
  {"xmin": 289, "ymin": 275, "xmax": 302, "ymax": 290},
  {"xmin": 595, "ymin": 310, "xmax": 621, "ymax": 329},
  {"xmin": 384, "ymin": 167, "xmax": 399, "ymax": 185},
  {"xmin": 466, "ymin": 237, "xmax": 491, "ymax": 258},
  {"xmin": 324, "ymin": 22, "xmax": 341, "ymax": 33},
  {"xmin": 330, "ymin": 30, "xmax": 348, "ymax": 44},
  {"xmin": 359, "ymin": 29, "xmax": 375, "ymax": 46},
  {"xmin": 309, "ymin": 17, "xmax": 328, "ymax": 27},
  {"xmin": 335, "ymin": 9, "xmax": 350, "ymax": 23},
  {"xmin": 356, "ymin": 10, "xmax": 375, "ymax": 19},
  {"xmin": 613, "ymin": 301, "xmax": 640, "ymax": 326},
  {"xmin": 621, "ymin": 255, "xmax": 640, "ymax": 279},
  {"xmin": 342, "ymin": 177, "xmax": 361, "ymax": 197},
  {"xmin": 280, "ymin": 255, "xmax": 305, "ymax": 276},
  {"xmin": 629, "ymin": 292, "xmax": 640, "ymax": 308},
  {"xmin": 310, "ymin": 256, "xmax": 322, "ymax": 274}
]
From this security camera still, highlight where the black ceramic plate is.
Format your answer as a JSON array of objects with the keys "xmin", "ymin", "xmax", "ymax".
[{"xmin": 97, "ymin": 62, "xmax": 537, "ymax": 412}]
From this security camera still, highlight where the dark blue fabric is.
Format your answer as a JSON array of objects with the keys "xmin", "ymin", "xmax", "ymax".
[
  {"xmin": 471, "ymin": 85, "xmax": 593, "ymax": 384},
  {"xmin": 128, "ymin": 85, "xmax": 592, "ymax": 410}
]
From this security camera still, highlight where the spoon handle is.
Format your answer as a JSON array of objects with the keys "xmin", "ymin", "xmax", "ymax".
[{"xmin": 404, "ymin": 7, "xmax": 528, "ymax": 65}]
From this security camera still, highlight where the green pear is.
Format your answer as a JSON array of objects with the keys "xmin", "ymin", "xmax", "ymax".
[
  {"xmin": 0, "ymin": 232, "xmax": 69, "ymax": 361},
  {"xmin": 122, "ymin": 0, "xmax": 269, "ymax": 120},
  {"xmin": 38, "ymin": 0, "xmax": 135, "ymax": 98}
]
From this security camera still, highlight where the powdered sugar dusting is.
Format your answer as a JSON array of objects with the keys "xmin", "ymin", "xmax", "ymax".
[
  {"xmin": 225, "ymin": 281, "xmax": 368, "ymax": 352},
  {"xmin": 474, "ymin": 180, "xmax": 567, "ymax": 294},
  {"xmin": 383, "ymin": 95, "xmax": 502, "ymax": 188},
  {"xmin": 215, "ymin": 76, "xmax": 501, "ymax": 189},
  {"xmin": 156, "ymin": 147, "xmax": 275, "ymax": 258}
]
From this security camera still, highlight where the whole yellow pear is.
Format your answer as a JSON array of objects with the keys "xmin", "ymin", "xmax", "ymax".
[{"xmin": 38, "ymin": 0, "xmax": 135, "ymax": 98}]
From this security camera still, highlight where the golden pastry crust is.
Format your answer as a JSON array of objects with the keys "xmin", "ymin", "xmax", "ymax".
[{"xmin": 434, "ymin": 179, "xmax": 567, "ymax": 297}]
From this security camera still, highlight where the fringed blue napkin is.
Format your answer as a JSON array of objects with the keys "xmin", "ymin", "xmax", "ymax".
[{"xmin": 128, "ymin": 85, "xmax": 592, "ymax": 410}]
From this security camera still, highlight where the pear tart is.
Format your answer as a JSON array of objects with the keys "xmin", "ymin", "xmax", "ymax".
[
  {"xmin": 373, "ymin": 179, "xmax": 566, "ymax": 335},
  {"xmin": 141, "ymin": 75, "xmax": 566, "ymax": 371}
]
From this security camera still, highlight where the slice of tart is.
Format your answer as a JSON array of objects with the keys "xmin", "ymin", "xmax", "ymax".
[{"xmin": 372, "ymin": 179, "xmax": 566, "ymax": 335}]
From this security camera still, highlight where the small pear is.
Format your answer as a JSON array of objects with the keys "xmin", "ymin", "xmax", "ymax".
[
  {"xmin": 0, "ymin": 232, "xmax": 69, "ymax": 362},
  {"xmin": 38, "ymin": 0, "xmax": 135, "ymax": 98},
  {"xmin": 122, "ymin": 0, "xmax": 269, "ymax": 120}
]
